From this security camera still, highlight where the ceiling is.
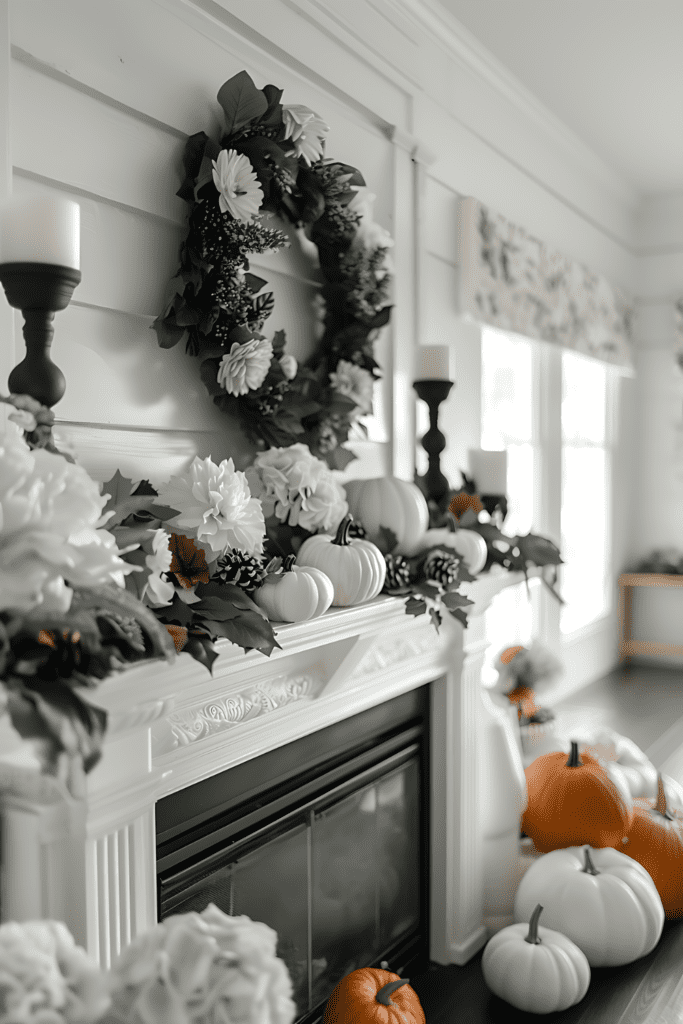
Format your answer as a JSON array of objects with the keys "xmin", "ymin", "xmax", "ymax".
[{"xmin": 434, "ymin": 0, "xmax": 683, "ymax": 197}]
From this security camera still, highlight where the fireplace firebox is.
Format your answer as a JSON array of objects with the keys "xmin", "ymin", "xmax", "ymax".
[{"xmin": 156, "ymin": 687, "xmax": 430, "ymax": 1022}]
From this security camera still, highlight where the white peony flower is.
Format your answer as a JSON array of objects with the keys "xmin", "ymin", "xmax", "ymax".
[
  {"xmin": 328, "ymin": 360, "xmax": 374, "ymax": 415},
  {"xmin": 0, "ymin": 428, "xmax": 134, "ymax": 614},
  {"xmin": 279, "ymin": 353, "xmax": 298, "ymax": 380},
  {"xmin": 217, "ymin": 337, "xmax": 273, "ymax": 396},
  {"xmin": 143, "ymin": 529, "xmax": 174, "ymax": 608},
  {"xmin": 211, "ymin": 149, "xmax": 264, "ymax": 222},
  {"xmin": 282, "ymin": 104, "xmax": 329, "ymax": 165},
  {"xmin": 158, "ymin": 456, "xmax": 266, "ymax": 559},
  {"xmin": 247, "ymin": 444, "xmax": 348, "ymax": 534},
  {"xmin": 0, "ymin": 919, "xmax": 110, "ymax": 1024},
  {"xmin": 107, "ymin": 905, "xmax": 296, "ymax": 1024}
]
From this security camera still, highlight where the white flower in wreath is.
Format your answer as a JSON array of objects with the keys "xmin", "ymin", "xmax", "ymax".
[
  {"xmin": 282, "ymin": 104, "xmax": 329, "ymax": 165},
  {"xmin": 158, "ymin": 456, "xmax": 266, "ymax": 559},
  {"xmin": 279, "ymin": 353, "xmax": 298, "ymax": 380},
  {"xmin": 328, "ymin": 360, "xmax": 374, "ymax": 416},
  {"xmin": 211, "ymin": 148, "xmax": 264, "ymax": 222},
  {"xmin": 217, "ymin": 336, "xmax": 274, "ymax": 396}
]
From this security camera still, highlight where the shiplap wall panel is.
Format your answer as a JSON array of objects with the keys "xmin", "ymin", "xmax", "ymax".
[{"xmin": 8, "ymin": 0, "xmax": 399, "ymax": 476}]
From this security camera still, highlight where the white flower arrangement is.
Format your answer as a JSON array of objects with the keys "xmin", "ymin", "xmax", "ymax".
[
  {"xmin": 158, "ymin": 456, "xmax": 266, "ymax": 560},
  {"xmin": 246, "ymin": 444, "xmax": 348, "ymax": 535},
  {"xmin": 328, "ymin": 360, "xmax": 374, "ymax": 416},
  {"xmin": 105, "ymin": 905, "xmax": 295, "ymax": 1024},
  {"xmin": 0, "ymin": 920, "xmax": 110, "ymax": 1024},
  {"xmin": 0, "ymin": 910, "xmax": 295, "ymax": 1024},
  {"xmin": 0, "ymin": 425, "xmax": 134, "ymax": 615}
]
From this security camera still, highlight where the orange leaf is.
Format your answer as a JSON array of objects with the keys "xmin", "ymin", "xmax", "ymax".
[
  {"xmin": 448, "ymin": 492, "xmax": 483, "ymax": 520},
  {"xmin": 168, "ymin": 533, "xmax": 209, "ymax": 589},
  {"xmin": 165, "ymin": 624, "xmax": 189, "ymax": 653},
  {"xmin": 501, "ymin": 644, "xmax": 525, "ymax": 665}
]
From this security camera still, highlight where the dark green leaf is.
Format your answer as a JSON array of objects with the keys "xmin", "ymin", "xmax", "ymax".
[
  {"xmin": 217, "ymin": 71, "xmax": 268, "ymax": 136},
  {"xmin": 405, "ymin": 596, "xmax": 427, "ymax": 618},
  {"xmin": 517, "ymin": 532, "xmax": 564, "ymax": 568},
  {"xmin": 151, "ymin": 315, "xmax": 187, "ymax": 350},
  {"xmin": 441, "ymin": 590, "xmax": 474, "ymax": 610},
  {"xmin": 449, "ymin": 607, "xmax": 469, "ymax": 628},
  {"xmin": 369, "ymin": 526, "xmax": 399, "ymax": 556},
  {"xmin": 429, "ymin": 606, "xmax": 442, "ymax": 632},
  {"xmin": 183, "ymin": 634, "xmax": 220, "ymax": 674},
  {"xmin": 245, "ymin": 273, "xmax": 268, "ymax": 294},
  {"xmin": 325, "ymin": 446, "xmax": 357, "ymax": 471}
]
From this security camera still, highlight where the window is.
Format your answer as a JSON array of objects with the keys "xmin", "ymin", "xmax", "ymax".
[
  {"xmin": 479, "ymin": 328, "xmax": 616, "ymax": 661},
  {"xmin": 560, "ymin": 351, "xmax": 613, "ymax": 633}
]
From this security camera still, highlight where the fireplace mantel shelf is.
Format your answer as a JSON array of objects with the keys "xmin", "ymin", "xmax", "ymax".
[{"xmin": 0, "ymin": 566, "xmax": 540, "ymax": 972}]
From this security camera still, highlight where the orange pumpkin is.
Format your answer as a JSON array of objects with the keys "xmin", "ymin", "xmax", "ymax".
[
  {"xmin": 621, "ymin": 775, "xmax": 683, "ymax": 920},
  {"xmin": 322, "ymin": 969, "xmax": 425, "ymax": 1024},
  {"xmin": 522, "ymin": 740, "xmax": 634, "ymax": 853}
]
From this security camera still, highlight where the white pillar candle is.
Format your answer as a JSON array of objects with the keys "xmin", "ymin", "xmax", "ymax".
[
  {"xmin": 469, "ymin": 449, "xmax": 508, "ymax": 493},
  {"xmin": 0, "ymin": 196, "xmax": 80, "ymax": 269},
  {"xmin": 415, "ymin": 344, "xmax": 453, "ymax": 381}
]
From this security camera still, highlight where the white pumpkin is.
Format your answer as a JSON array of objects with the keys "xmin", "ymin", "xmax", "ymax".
[
  {"xmin": 296, "ymin": 516, "xmax": 386, "ymax": 606},
  {"xmin": 514, "ymin": 845, "xmax": 664, "ymax": 967},
  {"xmin": 579, "ymin": 727, "xmax": 658, "ymax": 799},
  {"xmin": 343, "ymin": 476, "xmax": 429, "ymax": 555},
  {"xmin": 418, "ymin": 527, "xmax": 488, "ymax": 573},
  {"xmin": 254, "ymin": 561, "xmax": 334, "ymax": 622},
  {"xmin": 482, "ymin": 903, "xmax": 590, "ymax": 1014}
]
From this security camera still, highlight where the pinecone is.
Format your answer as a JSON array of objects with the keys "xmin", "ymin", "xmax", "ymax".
[
  {"xmin": 213, "ymin": 551, "xmax": 267, "ymax": 595},
  {"xmin": 383, "ymin": 553, "xmax": 411, "ymax": 591},
  {"xmin": 424, "ymin": 549, "xmax": 461, "ymax": 585},
  {"xmin": 347, "ymin": 520, "xmax": 367, "ymax": 539}
]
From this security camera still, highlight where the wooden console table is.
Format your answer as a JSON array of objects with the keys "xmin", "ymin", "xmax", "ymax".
[{"xmin": 618, "ymin": 573, "xmax": 683, "ymax": 664}]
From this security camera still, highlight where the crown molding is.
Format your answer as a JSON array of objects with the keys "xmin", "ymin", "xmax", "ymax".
[{"xmin": 381, "ymin": 0, "xmax": 638, "ymax": 211}]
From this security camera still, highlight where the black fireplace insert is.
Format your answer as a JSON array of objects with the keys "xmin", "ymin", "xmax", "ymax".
[{"xmin": 156, "ymin": 686, "xmax": 430, "ymax": 1024}]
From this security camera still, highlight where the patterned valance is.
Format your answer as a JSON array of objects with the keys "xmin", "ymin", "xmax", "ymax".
[{"xmin": 457, "ymin": 197, "xmax": 634, "ymax": 374}]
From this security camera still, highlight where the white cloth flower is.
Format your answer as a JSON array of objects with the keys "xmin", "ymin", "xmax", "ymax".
[
  {"xmin": 0, "ymin": 919, "xmax": 109, "ymax": 1024},
  {"xmin": 211, "ymin": 149, "xmax": 264, "ymax": 222},
  {"xmin": 143, "ymin": 529, "xmax": 174, "ymax": 608},
  {"xmin": 158, "ymin": 456, "xmax": 266, "ymax": 559},
  {"xmin": 278, "ymin": 354, "xmax": 298, "ymax": 380},
  {"xmin": 247, "ymin": 444, "xmax": 348, "ymax": 534},
  {"xmin": 217, "ymin": 337, "xmax": 273, "ymax": 396},
  {"xmin": 7, "ymin": 408, "xmax": 37, "ymax": 433},
  {"xmin": 282, "ymin": 104, "xmax": 329, "ymax": 165},
  {"xmin": 328, "ymin": 360, "xmax": 374, "ymax": 415},
  {"xmin": 107, "ymin": 905, "xmax": 296, "ymax": 1024},
  {"xmin": 0, "ymin": 427, "xmax": 133, "ymax": 614}
]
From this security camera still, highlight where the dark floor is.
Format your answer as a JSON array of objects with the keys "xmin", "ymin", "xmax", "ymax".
[{"xmin": 411, "ymin": 662, "xmax": 683, "ymax": 1023}]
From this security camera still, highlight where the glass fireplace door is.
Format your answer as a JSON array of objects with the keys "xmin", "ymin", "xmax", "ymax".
[{"xmin": 158, "ymin": 751, "xmax": 422, "ymax": 1021}]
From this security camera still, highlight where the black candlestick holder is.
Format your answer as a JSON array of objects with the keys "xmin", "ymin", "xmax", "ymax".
[
  {"xmin": 0, "ymin": 262, "xmax": 81, "ymax": 408},
  {"xmin": 413, "ymin": 378, "xmax": 454, "ymax": 508}
]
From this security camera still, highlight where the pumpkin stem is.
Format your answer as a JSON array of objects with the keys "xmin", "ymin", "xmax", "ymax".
[
  {"xmin": 565, "ymin": 740, "xmax": 582, "ymax": 768},
  {"xmin": 582, "ymin": 847, "xmax": 600, "ymax": 876},
  {"xmin": 332, "ymin": 515, "xmax": 354, "ymax": 547},
  {"xmin": 283, "ymin": 554, "xmax": 296, "ymax": 572},
  {"xmin": 654, "ymin": 773, "xmax": 675, "ymax": 820},
  {"xmin": 375, "ymin": 979, "xmax": 411, "ymax": 1006},
  {"xmin": 524, "ymin": 903, "xmax": 544, "ymax": 945}
]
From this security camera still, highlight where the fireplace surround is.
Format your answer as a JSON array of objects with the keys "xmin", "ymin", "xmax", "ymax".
[{"xmin": 0, "ymin": 572, "xmax": 535, "ymax": 972}]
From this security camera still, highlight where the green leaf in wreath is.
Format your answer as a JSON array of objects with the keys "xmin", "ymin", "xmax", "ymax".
[
  {"xmin": 217, "ymin": 71, "xmax": 269, "ymax": 137},
  {"xmin": 325, "ymin": 446, "xmax": 358, "ymax": 471},
  {"xmin": 201, "ymin": 358, "xmax": 224, "ymax": 397},
  {"xmin": 245, "ymin": 273, "xmax": 268, "ymax": 294},
  {"xmin": 151, "ymin": 314, "xmax": 187, "ymax": 350}
]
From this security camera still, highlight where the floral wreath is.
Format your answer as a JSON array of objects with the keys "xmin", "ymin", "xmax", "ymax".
[{"xmin": 153, "ymin": 71, "xmax": 394, "ymax": 470}]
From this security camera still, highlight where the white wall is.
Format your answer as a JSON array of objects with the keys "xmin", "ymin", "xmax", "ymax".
[{"xmin": 0, "ymin": 0, "xmax": 641, "ymax": 689}]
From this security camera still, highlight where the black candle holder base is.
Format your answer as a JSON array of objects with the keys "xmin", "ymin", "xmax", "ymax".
[
  {"xmin": 413, "ymin": 378, "xmax": 454, "ymax": 507},
  {"xmin": 0, "ymin": 262, "xmax": 81, "ymax": 408}
]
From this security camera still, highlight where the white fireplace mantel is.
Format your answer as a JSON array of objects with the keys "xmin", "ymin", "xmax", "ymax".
[{"xmin": 0, "ymin": 569, "xmax": 538, "ymax": 971}]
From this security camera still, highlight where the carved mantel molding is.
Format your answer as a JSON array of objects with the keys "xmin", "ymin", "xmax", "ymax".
[{"xmin": 0, "ymin": 574, "xmax": 532, "ymax": 971}]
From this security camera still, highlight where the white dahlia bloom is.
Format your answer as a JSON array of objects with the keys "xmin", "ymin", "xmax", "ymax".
[
  {"xmin": 217, "ymin": 337, "xmax": 273, "ymax": 396},
  {"xmin": 143, "ymin": 529, "xmax": 175, "ymax": 608},
  {"xmin": 328, "ymin": 360, "xmax": 374, "ymax": 415},
  {"xmin": 282, "ymin": 104, "xmax": 329, "ymax": 165},
  {"xmin": 211, "ymin": 148, "xmax": 264, "ymax": 222},
  {"xmin": 158, "ymin": 456, "xmax": 266, "ymax": 559},
  {"xmin": 0, "ymin": 426, "xmax": 133, "ymax": 614}
]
